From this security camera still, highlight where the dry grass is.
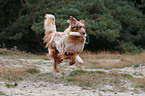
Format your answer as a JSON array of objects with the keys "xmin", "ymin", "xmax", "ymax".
[
  {"xmin": 0, "ymin": 91, "xmax": 5, "ymax": 95},
  {"xmin": 0, "ymin": 48, "xmax": 145, "ymax": 93},
  {"xmin": 65, "ymin": 70, "xmax": 136, "ymax": 91},
  {"xmin": 0, "ymin": 48, "xmax": 44, "ymax": 81},
  {"xmin": 0, "ymin": 48, "xmax": 49, "ymax": 59},
  {"xmin": 63, "ymin": 70, "xmax": 145, "ymax": 94},
  {"xmin": 80, "ymin": 51, "xmax": 145, "ymax": 69},
  {"xmin": 0, "ymin": 66, "xmax": 40, "ymax": 81}
]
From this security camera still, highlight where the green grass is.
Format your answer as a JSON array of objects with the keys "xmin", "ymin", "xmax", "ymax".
[
  {"xmin": 69, "ymin": 70, "xmax": 106, "ymax": 77},
  {"xmin": 5, "ymin": 83, "xmax": 17, "ymax": 88},
  {"xmin": 140, "ymin": 78, "xmax": 145, "ymax": 90},
  {"xmin": 43, "ymin": 58, "xmax": 50, "ymax": 60},
  {"xmin": 133, "ymin": 64, "xmax": 140, "ymax": 68},
  {"xmin": 69, "ymin": 70, "xmax": 87, "ymax": 76},
  {"xmin": 121, "ymin": 73, "xmax": 133, "ymax": 78}
]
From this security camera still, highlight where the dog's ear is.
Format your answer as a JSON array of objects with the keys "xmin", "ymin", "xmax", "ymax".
[
  {"xmin": 67, "ymin": 20, "xmax": 71, "ymax": 23},
  {"xmin": 70, "ymin": 16, "xmax": 77, "ymax": 22},
  {"xmin": 67, "ymin": 16, "xmax": 77, "ymax": 25},
  {"xmin": 80, "ymin": 20, "xmax": 85, "ymax": 24}
]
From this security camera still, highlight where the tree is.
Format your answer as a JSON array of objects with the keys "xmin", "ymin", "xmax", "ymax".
[{"xmin": 0, "ymin": 0, "xmax": 145, "ymax": 53}]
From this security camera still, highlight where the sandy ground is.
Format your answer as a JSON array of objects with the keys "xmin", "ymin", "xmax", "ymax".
[
  {"xmin": 0, "ymin": 58, "xmax": 145, "ymax": 96},
  {"xmin": 0, "ymin": 81, "xmax": 97, "ymax": 96},
  {"xmin": 1, "ymin": 81, "xmax": 145, "ymax": 96}
]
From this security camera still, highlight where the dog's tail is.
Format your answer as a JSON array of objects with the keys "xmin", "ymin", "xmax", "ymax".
[{"xmin": 44, "ymin": 14, "xmax": 56, "ymax": 48}]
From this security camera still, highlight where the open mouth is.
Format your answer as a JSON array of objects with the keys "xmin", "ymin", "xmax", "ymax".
[{"xmin": 69, "ymin": 32, "xmax": 86, "ymax": 37}]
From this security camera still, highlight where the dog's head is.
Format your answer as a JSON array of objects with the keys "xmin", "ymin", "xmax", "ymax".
[{"xmin": 67, "ymin": 16, "xmax": 86, "ymax": 36}]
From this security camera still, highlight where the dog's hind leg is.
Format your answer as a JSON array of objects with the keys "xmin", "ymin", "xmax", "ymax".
[
  {"xmin": 53, "ymin": 61, "xmax": 60, "ymax": 72},
  {"xmin": 52, "ymin": 49, "xmax": 63, "ymax": 72}
]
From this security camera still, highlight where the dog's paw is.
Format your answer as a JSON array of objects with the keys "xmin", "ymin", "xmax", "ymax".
[
  {"xmin": 55, "ymin": 69, "xmax": 60, "ymax": 73},
  {"xmin": 69, "ymin": 60, "xmax": 75, "ymax": 65}
]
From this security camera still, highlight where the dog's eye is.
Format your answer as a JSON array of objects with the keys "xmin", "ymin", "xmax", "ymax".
[
  {"xmin": 71, "ymin": 27, "xmax": 76, "ymax": 29},
  {"xmin": 75, "ymin": 28, "xmax": 79, "ymax": 30},
  {"xmin": 72, "ymin": 27, "xmax": 80, "ymax": 30},
  {"xmin": 76, "ymin": 27, "xmax": 81, "ymax": 30}
]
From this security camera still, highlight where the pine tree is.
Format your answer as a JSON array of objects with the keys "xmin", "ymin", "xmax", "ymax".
[{"xmin": 0, "ymin": 0, "xmax": 145, "ymax": 53}]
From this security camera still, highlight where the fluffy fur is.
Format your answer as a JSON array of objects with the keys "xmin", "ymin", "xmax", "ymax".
[{"xmin": 44, "ymin": 14, "xmax": 86, "ymax": 72}]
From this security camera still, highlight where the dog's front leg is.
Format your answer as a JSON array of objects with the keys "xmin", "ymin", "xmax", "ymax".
[
  {"xmin": 63, "ymin": 51, "xmax": 76, "ymax": 65},
  {"xmin": 69, "ymin": 56, "xmax": 76, "ymax": 65},
  {"xmin": 75, "ymin": 55, "xmax": 84, "ymax": 63}
]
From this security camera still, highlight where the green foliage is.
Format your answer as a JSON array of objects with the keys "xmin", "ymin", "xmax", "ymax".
[
  {"xmin": 0, "ymin": 0, "xmax": 145, "ymax": 53},
  {"xmin": 119, "ymin": 41, "xmax": 143, "ymax": 53}
]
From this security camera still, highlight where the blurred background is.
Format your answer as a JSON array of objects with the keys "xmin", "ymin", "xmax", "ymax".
[{"xmin": 0, "ymin": 0, "xmax": 145, "ymax": 53}]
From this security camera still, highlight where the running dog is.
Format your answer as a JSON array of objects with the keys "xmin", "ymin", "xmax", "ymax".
[{"xmin": 44, "ymin": 14, "xmax": 86, "ymax": 72}]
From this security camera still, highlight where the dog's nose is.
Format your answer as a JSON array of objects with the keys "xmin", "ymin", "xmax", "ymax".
[{"xmin": 82, "ymin": 32, "xmax": 86, "ymax": 35}]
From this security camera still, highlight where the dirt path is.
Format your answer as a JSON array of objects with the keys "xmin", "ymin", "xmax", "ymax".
[
  {"xmin": 1, "ymin": 80, "xmax": 145, "ymax": 96},
  {"xmin": 0, "ymin": 57, "xmax": 145, "ymax": 96},
  {"xmin": 83, "ymin": 64, "xmax": 145, "ymax": 78},
  {"xmin": 0, "ymin": 58, "xmax": 97, "ymax": 96},
  {"xmin": 1, "ymin": 81, "xmax": 97, "ymax": 96}
]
